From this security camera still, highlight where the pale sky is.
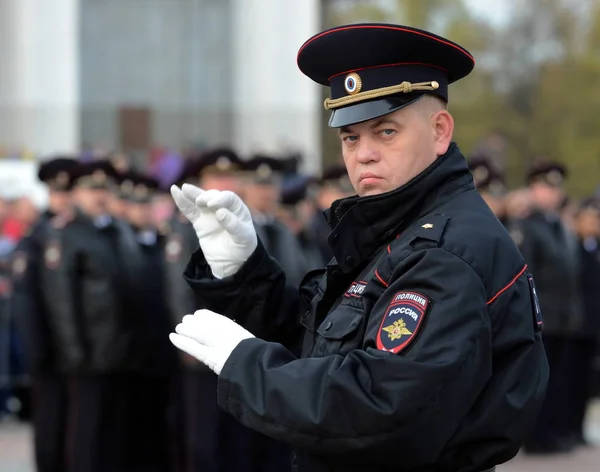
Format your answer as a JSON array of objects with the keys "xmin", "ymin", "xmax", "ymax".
[{"xmin": 463, "ymin": 0, "xmax": 511, "ymax": 26}]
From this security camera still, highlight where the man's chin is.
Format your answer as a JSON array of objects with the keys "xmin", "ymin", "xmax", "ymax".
[{"xmin": 359, "ymin": 182, "xmax": 388, "ymax": 197}]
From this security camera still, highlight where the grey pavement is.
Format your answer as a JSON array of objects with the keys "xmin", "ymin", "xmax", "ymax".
[{"xmin": 1, "ymin": 401, "xmax": 599, "ymax": 472}]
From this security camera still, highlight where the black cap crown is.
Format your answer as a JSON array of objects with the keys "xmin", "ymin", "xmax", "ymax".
[
  {"xmin": 37, "ymin": 156, "xmax": 78, "ymax": 191},
  {"xmin": 69, "ymin": 160, "xmax": 119, "ymax": 190},
  {"xmin": 175, "ymin": 148, "xmax": 242, "ymax": 186},
  {"xmin": 297, "ymin": 23, "xmax": 474, "ymax": 128},
  {"xmin": 118, "ymin": 170, "xmax": 159, "ymax": 203},
  {"xmin": 468, "ymin": 157, "xmax": 506, "ymax": 196},
  {"xmin": 526, "ymin": 160, "xmax": 567, "ymax": 187}
]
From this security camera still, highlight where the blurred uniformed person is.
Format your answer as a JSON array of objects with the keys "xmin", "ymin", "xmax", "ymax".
[
  {"xmin": 39, "ymin": 160, "xmax": 140, "ymax": 472},
  {"xmin": 240, "ymin": 155, "xmax": 311, "ymax": 288},
  {"xmin": 278, "ymin": 176, "xmax": 323, "ymax": 272},
  {"xmin": 468, "ymin": 157, "xmax": 507, "ymax": 224},
  {"xmin": 565, "ymin": 198, "xmax": 600, "ymax": 447},
  {"xmin": 165, "ymin": 148, "xmax": 286, "ymax": 472},
  {"xmin": 170, "ymin": 23, "xmax": 548, "ymax": 472},
  {"xmin": 119, "ymin": 170, "xmax": 176, "ymax": 471},
  {"xmin": 309, "ymin": 163, "xmax": 355, "ymax": 265},
  {"xmin": 516, "ymin": 161, "xmax": 582, "ymax": 454},
  {"xmin": 107, "ymin": 170, "xmax": 129, "ymax": 221},
  {"xmin": 11, "ymin": 156, "xmax": 77, "ymax": 472}
]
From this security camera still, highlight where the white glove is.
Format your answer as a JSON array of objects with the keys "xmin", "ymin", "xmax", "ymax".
[
  {"xmin": 169, "ymin": 309, "xmax": 255, "ymax": 375},
  {"xmin": 170, "ymin": 184, "xmax": 257, "ymax": 279}
]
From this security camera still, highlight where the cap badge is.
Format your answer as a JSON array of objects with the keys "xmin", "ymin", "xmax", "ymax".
[
  {"xmin": 216, "ymin": 156, "xmax": 232, "ymax": 171},
  {"xmin": 92, "ymin": 170, "xmax": 106, "ymax": 183},
  {"xmin": 344, "ymin": 72, "xmax": 362, "ymax": 95},
  {"xmin": 547, "ymin": 170, "xmax": 563, "ymax": 186},
  {"xmin": 257, "ymin": 163, "xmax": 273, "ymax": 179},
  {"xmin": 473, "ymin": 166, "xmax": 489, "ymax": 185}
]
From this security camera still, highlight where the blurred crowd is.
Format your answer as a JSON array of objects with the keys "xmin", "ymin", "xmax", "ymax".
[{"xmin": 0, "ymin": 145, "xmax": 598, "ymax": 471}]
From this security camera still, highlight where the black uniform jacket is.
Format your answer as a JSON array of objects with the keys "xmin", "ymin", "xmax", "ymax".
[
  {"xmin": 39, "ymin": 210, "xmax": 140, "ymax": 373},
  {"xmin": 184, "ymin": 143, "xmax": 549, "ymax": 472},
  {"xmin": 11, "ymin": 210, "xmax": 55, "ymax": 374},
  {"xmin": 513, "ymin": 211, "xmax": 582, "ymax": 334}
]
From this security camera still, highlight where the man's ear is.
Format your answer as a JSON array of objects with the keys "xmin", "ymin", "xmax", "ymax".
[{"xmin": 432, "ymin": 110, "xmax": 454, "ymax": 156}]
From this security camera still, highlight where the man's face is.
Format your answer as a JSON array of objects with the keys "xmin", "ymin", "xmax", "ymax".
[
  {"xmin": 576, "ymin": 208, "xmax": 600, "ymax": 238},
  {"xmin": 243, "ymin": 182, "xmax": 279, "ymax": 215},
  {"xmin": 108, "ymin": 194, "xmax": 127, "ymax": 219},
  {"xmin": 338, "ymin": 98, "xmax": 450, "ymax": 197},
  {"xmin": 201, "ymin": 174, "xmax": 240, "ymax": 192},
  {"xmin": 530, "ymin": 182, "xmax": 564, "ymax": 212},
  {"xmin": 127, "ymin": 201, "xmax": 153, "ymax": 229},
  {"xmin": 73, "ymin": 187, "xmax": 110, "ymax": 217},
  {"xmin": 48, "ymin": 190, "xmax": 71, "ymax": 215}
]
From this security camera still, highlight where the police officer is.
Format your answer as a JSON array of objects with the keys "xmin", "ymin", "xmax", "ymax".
[
  {"xmin": 11, "ymin": 156, "xmax": 77, "ymax": 472},
  {"xmin": 165, "ymin": 148, "xmax": 287, "ymax": 472},
  {"xmin": 515, "ymin": 161, "xmax": 582, "ymax": 454},
  {"xmin": 240, "ymin": 155, "xmax": 312, "ymax": 288},
  {"xmin": 309, "ymin": 163, "xmax": 355, "ymax": 265},
  {"xmin": 119, "ymin": 170, "xmax": 176, "ymax": 471},
  {"xmin": 279, "ymin": 176, "xmax": 323, "ymax": 272},
  {"xmin": 170, "ymin": 24, "xmax": 548, "ymax": 472},
  {"xmin": 564, "ymin": 198, "xmax": 600, "ymax": 447},
  {"xmin": 468, "ymin": 156, "xmax": 507, "ymax": 224},
  {"xmin": 39, "ymin": 160, "xmax": 139, "ymax": 472}
]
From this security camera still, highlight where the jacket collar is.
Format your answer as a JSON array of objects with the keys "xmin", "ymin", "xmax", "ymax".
[{"xmin": 324, "ymin": 142, "xmax": 473, "ymax": 273}]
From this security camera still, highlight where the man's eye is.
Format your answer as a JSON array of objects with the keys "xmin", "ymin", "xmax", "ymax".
[
  {"xmin": 379, "ymin": 129, "xmax": 395, "ymax": 136},
  {"xmin": 342, "ymin": 135, "xmax": 358, "ymax": 142}
]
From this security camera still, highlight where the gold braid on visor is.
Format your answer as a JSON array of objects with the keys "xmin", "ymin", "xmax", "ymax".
[{"xmin": 324, "ymin": 80, "xmax": 440, "ymax": 110}]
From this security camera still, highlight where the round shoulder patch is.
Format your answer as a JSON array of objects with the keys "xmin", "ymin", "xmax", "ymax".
[
  {"xmin": 165, "ymin": 233, "xmax": 183, "ymax": 263},
  {"xmin": 44, "ymin": 241, "xmax": 62, "ymax": 269},
  {"xmin": 376, "ymin": 291, "xmax": 430, "ymax": 354},
  {"xmin": 12, "ymin": 251, "xmax": 28, "ymax": 278}
]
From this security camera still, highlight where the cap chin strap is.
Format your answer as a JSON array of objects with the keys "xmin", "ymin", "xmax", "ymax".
[{"xmin": 324, "ymin": 80, "xmax": 439, "ymax": 110}]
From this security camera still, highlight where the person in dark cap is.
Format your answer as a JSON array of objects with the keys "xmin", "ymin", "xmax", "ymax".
[
  {"xmin": 468, "ymin": 157, "xmax": 507, "ymax": 223},
  {"xmin": 36, "ymin": 159, "xmax": 143, "ymax": 472},
  {"xmin": 107, "ymin": 170, "xmax": 129, "ymax": 221},
  {"xmin": 238, "ymin": 154, "xmax": 313, "ymax": 288},
  {"xmin": 164, "ymin": 147, "xmax": 277, "ymax": 472},
  {"xmin": 10, "ymin": 156, "xmax": 77, "ymax": 472},
  {"xmin": 565, "ymin": 198, "xmax": 600, "ymax": 448},
  {"xmin": 514, "ymin": 160, "xmax": 581, "ymax": 454},
  {"xmin": 116, "ymin": 170, "xmax": 176, "ymax": 472},
  {"xmin": 170, "ymin": 24, "xmax": 547, "ymax": 472},
  {"xmin": 278, "ymin": 175, "xmax": 323, "ymax": 272},
  {"xmin": 310, "ymin": 163, "xmax": 355, "ymax": 264}
]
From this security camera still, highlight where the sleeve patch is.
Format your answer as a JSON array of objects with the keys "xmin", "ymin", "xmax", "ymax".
[
  {"xmin": 44, "ymin": 241, "xmax": 62, "ymax": 270},
  {"xmin": 12, "ymin": 251, "xmax": 28, "ymax": 278},
  {"xmin": 376, "ymin": 291, "xmax": 430, "ymax": 354},
  {"xmin": 165, "ymin": 233, "xmax": 183, "ymax": 263}
]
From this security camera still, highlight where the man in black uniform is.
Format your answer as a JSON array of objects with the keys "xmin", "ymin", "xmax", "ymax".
[
  {"xmin": 39, "ymin": 160, "xmax": 139, "ymax": 472},
  {"xmin": 169, "ymin": 24, "xmax": 548, "ymax": 472},
  {"xmin": 119, "ymin": 170, "xmax": 176, "ymax": 471},
  {"xmin": 516, "ymin": 161, "xmax": 582, "ymax": 454},
  {"xmin": 11, "ymin": 156, "xmax": 77, "ymax": 472},
  {"xmin": 165, "ymin": 148, "xmax": 287, "ymax": 472},
  {"xmin": 241, "ymin": 155, "xmax": 312, "ymax": 288},
  {"xmin": 568, "ymin": 198, "xmax": 600, "ymax": 446},
  {"xmin": 310, "ymin": 163, "xmax": 355, "ymax": 265}
]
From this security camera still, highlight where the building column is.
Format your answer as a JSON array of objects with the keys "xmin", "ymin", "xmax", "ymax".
[
  {"xmin": 0, "ymin": 0, "xmax": 80, "ymax": 157},
  {"xmin": 231, "ymin": 0, "xmax": 322, "ymax": 173}
]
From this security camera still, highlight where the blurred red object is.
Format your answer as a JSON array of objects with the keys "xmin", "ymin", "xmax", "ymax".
[{"xmin": 1, "ymin": 216, "xmax": 27, "ymax": 241}]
